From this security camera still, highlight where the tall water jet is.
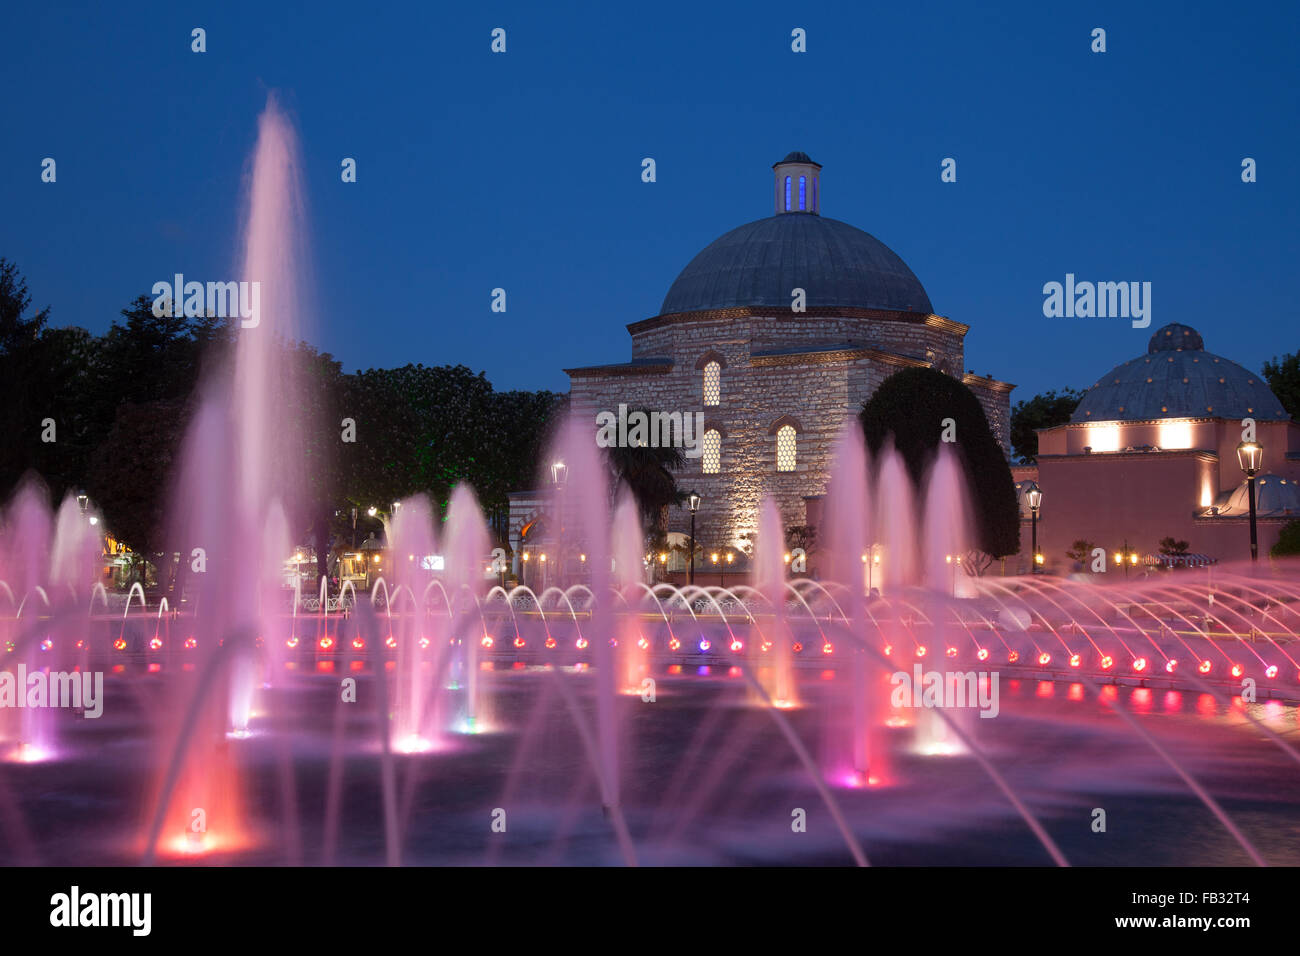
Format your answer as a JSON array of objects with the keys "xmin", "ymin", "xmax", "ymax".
[
  {"xmin": 549, "ymin": 414, "xmax": 618, "ymax": 808},
  {"xmin": 914, "ymin": 444, "xmax": 976, "ymax": 756},
  {"xmin": 822, "ymin": 420, "xmax": 887, "ymax": 783},
  {"xmin": 387, "ymin": 495, "xmax": 438, "ymax": 751},
  {"xmin": 147, "ymin": 93, "xmax": 309, "ymax": 857},
  {"xmin": 753, "ymin": 495, "xmax": 794, "ymax": 707},
  {"xmin": 875, "ymin": 440, "xmax": 917, "ymax": 591},
  {"xmin": 611, "ymin": 490, "xmax": 647, "ymax": 693},
  {"xmin": 443, "ymin": 484, "xmax": 490, "ymax": 731},
  {"xmin": 921, "ymin": 444, "xmax": 973, "ymax": 596},
  {"xmin": 1, "ymin": 482, "xmax": 55, "ymax": 762}
]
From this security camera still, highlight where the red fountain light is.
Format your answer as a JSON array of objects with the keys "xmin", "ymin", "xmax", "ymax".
[
  {"xmin": 149, "ymin": 637, "xmax": 163, "ymax": 651},
  {"xmin": 915, "ymin": 645, "xmax": 927, "ymax": 658},
  {"xmin": 575, "ymin": 637, "xmax": 588, "ymax": 649},
  {"xmin": 945, "ymin": 646, "xmax": 957, "ymax": 658},
  {"xmin": 1265, "ymin": 665, "xmax": 1278, "ymax": 679},
  {"xmin": 184, "ymin": 637, "xmax": 198, "ymax": 649},
  {"xmin": 1007, "ymin": 651, "xmax": 1019, "ymax": 663},
  {"xmin": 730, "ymin": 639, "xmax": 743, "ymax": 652},
  {"xmin": 668, "ymin": 637, "xmax": 680, "ymax": 651},
  {"xmin": 113, "ymin": 638, "xmax": 126, "ymax": 651},
  {"xmin": 1198, "ymin": 659, "xmax": 1212, "ymax": 674},
  {"xmin": 352, "ymin": 637, "xmax": 365, "ymax": 650},
  {"xmin": 1038, "ymin": 652, "xmax": 1051, "ymax": 666},
  {"xmin": 1165, "ymin": 659, "xmax": 1177, "ymax": 673},
  {"xmin": 1100, "ymin": 655, "xmax": 1114, "ymax": 670},
  {"xmin": 545, "ymin": 636, "xmax": 557, "ymax": 649},
  {"xmin": 513, "ymin": 636, "xmax": 526, "ymax": 648},
  {"xmin": 976, "ymin": 648, "xmax": 989, "ymax": 661},
  {"xmin": 792, "ymin": 642, "xmax": 803, "ymax": 653},
  {"xmin": 822, "ymin": 642, "xmax": 833, "ymax": 655},
  {"xmin": 1133, "ymin": 657, "xmax": 1147, "ymax": 672},
  {"xmin": 1069, "ymin": 654, "xmax": 1081, "ymax": 668},
  {"xmin": 318, "ymin": 636, "xmax": 334, "ymax": 651},
  {"xmin": 1230, "ymin": 664, "xmax": 1243, "ymax": 678}
]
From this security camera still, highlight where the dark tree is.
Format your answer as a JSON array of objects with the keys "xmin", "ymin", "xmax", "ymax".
[
  {"xmin": 606, "ymin": 430, "xmax": 686, "ymax": 532},
  {"xmin": 1158, "ymin": 536, "xmax": 1190, "ymax": 556},
  {"xmin": 860, "ymin": 367, "xmax": 1020, "ymax": 561},
  {"xmin": 86, "ymin": 398, "xmax": 189, "ymax": 560},
  {"xmin": 1271, "ymin": 520, "xmax": 1300, "ymax": 558},
  {"xmin": 1262, "ymin": 352, "xmax": 1300, "ymax": 422},
  {"xmin": 1009, "ymin": 388, "xmax": 1083, "ymax": 464},
  {"xmin": 1065, "ymin": 539, "xmax": 1096, "ymax": 567}
]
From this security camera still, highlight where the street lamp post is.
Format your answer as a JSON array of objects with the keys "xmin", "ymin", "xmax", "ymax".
[
  {"xmin": 351, "ymin": 507, "xmax": 357, "ymax": 549},
  {"xmin": 1237, "ymin": 440, "xmax": 1263, "ymax": 563},
  {"xmin": 687, "ymin": 492, "xmax": 701, "ymax": 586},
  {"xmin": 1024, "ymin": 481, "xmax": 1043, "ymax": 574},
  {"xmin": 1116, "ymin": 539, "xmax": 1139, "ymax": 579}
]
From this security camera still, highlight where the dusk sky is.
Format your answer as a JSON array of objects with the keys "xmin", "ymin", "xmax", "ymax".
[{"xmin": 4, "ymin": 0, "xmax": 1297, "ymax": 401}]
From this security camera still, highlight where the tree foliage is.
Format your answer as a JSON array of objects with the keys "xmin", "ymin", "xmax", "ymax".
[
  {"xmin": 1262, "ymin": 352, "xmax": 1300, "ymax": 422},
  {"xmin": 1009, "ymin": 388, "xmax": 1082, "ymax": 464},
  {"xmin": 0, "ymin": 259, "xmax": 564, "ymax": 566},
  {"xmin": 860, "ymin": 367, "xmax": 1020, "ymax": 559},
  {"xmin": 1270, "ymin": 520, "xmax": 1300, "ymax": 558}
]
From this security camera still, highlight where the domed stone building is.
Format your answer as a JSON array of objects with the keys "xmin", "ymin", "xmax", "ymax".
[
  {"xmin": 1022, "ymin": 322, "xmax": 1300, "ymax": 567},
  {"xmin": 519, "ymin": 152, "xmax": 1014, "ymax": 566}
]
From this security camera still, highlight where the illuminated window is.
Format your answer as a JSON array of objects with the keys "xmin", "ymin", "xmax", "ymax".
[
  {"xmin": 784, "ymin": 176, "xmax": 791, "ymax": 211},
  {"xmin": 702, "ymin": 430, "xmax": 721, "ymax": 474},
  {"xmin": 703, "ymin": 361, "xmax": 720, "ymax": 406},
  {"xmin": 798, "ymin": 176, "xmax": 806, "ymax": 210},
  {"xmin": 776, "ymin": 425, "xmax": 797, "ymax": 471},
  {"xmin": 1089, "ymin": 423, "xmax": 1121, "ymax": 453}
]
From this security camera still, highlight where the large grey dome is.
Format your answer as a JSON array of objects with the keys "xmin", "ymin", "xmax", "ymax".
[
  {"xmin": 1071, "ymin": 324, "xmax": 1287, "ymax": 423},
  {"xmin": 659, "ymin": 214, "xmax": 933, "ymax": 316}
]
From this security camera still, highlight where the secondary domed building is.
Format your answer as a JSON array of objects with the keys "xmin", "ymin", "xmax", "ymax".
[
  {"xmin": 520, "ymin": 152, "xmax": 1013, "ymax": 567},
  {"xmin": 1023, "ymin": 323, "xmax": 1300, "ymax": 567}
]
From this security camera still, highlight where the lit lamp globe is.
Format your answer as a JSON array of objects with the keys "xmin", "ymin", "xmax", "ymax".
[{"xmin": 1236, "ymin": 440, "xmax": 1262, "ymax": 477}]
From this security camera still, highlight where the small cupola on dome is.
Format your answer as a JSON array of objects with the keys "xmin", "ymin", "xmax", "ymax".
[
  {"xmin": 1148, "ymin": 323, "xmax": 1204, "ymax": 353},
  {"xmin": 773, "ymin": 151, "xmax": 821, "ymax": 215}
]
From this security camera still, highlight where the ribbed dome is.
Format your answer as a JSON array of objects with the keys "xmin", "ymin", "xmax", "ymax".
[
  {"xmin": 1213, "ymin": 474, "xmax": 1300, "ymax": 516},
  {"xmin": 660, "ymin": 214, "xmax": 933, "ymax": 315},
  {"xmin": 1070, "ymin": 324, "xmax": 1287, "ymax": 423}
]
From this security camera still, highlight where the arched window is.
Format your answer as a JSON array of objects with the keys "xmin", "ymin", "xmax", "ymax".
[
  {"xmin": 784, "ymin": 176, "xmax": 791, "ymax": 211},
  {"xmin": 702, "ymin": 429, "xmax": 721, "ymax": 474},
  {"xmin": 776, "ymin": 425, "xmax": 797, "ymax": 471},
  {"xmin": 703, "ymin": 360, "xmax": 720, "ymax": 406},
  {"xmin": 812, "ymin": 176, "xmax": 817, "ymax": 211},
  {"xmin": 798, "ymin": 176, "xmax": 806, "ymax": 210}
]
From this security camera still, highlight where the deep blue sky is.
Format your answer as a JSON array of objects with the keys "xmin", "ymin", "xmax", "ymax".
[{"xmin": 3, "ymin": 1, "xmax": 1297, "ymax": 402}]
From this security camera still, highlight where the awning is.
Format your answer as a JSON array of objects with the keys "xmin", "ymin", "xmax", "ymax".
[{"xmin": 1143, "ymin": 553, "xmax": 1218, "ymax": 568}]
